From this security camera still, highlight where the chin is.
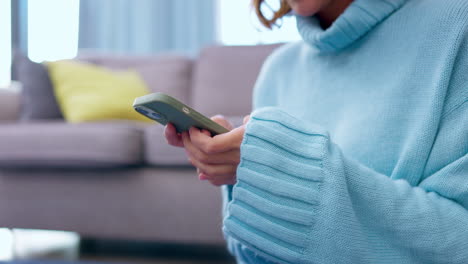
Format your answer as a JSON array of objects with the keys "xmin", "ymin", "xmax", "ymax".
[{"xmin": 287, "ymin": 0, "xmax": 331, "ymax": 17}]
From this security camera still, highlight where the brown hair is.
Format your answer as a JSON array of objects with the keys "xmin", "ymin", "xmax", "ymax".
[{"xmin": 252, "ymin": 0, "xmax": 292, "ymax": 29}]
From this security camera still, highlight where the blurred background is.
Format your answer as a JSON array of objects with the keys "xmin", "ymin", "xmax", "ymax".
[
  {"xmin": 0, "ymin": 0, "xmax": 301, "ymax": 88},
  {"xmin": 0, "ymin": 0, "xmax": 300, "ymax": 263}
]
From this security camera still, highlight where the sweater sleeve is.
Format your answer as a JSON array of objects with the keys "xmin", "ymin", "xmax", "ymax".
[{"xmin": 223, "ymin": 107, "xmax": 468, "ymax": 264}]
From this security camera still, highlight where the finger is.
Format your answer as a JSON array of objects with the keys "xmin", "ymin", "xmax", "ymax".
[
  {"xmin": 184, "ymin": 130, "xmax": 240, "ymax": 164},
  {"xmin": 192, "ymin": 158, "xmax": 237, "ymax": 177},
  {"xmin": 201, "ymin": 171, "xmax": 236, "ymax": 182},
  {"xmin": 184, "ymin": 133, "xmax": 208, "ymax": 168},
  {"xmin": 211, "ymin": 115, "xmax": 233, "ymax": 130},
  {"xmin": 201, "ymin": 129, "xmax": 211, "ymax": 137},
  {"xmin": 209, "ymin": 179, "xmax": 237, "ymax": 187},
  {"xmin": 243, "ymin": 115, "xmax": 250, "ymax": 125},
  {"xmin": 182, "ymin": 132, "xmax": 240, "ymax": 166},
  {"xmin": 190, "ymin": 146, "xmax": 240, "ymax": 164},
  {"xmin": 199, "ymin": 171, "xmax": 236, "ymax": 186},
  {"xmin": 189, "ymin": 126, "xmax": 244, "ymax": 154},
  {"xmin": 198, "ymin": 172, "xmax": 209, "ymax": 181},
  {"xmin": 207, "ymin": 174, "xmax": 237, "ymax": 186},
  {"xmin": 189, "ymin": 157, "xmax": 237, "ymax": 177},
  {"xmin": 164, "ymin": 123, "xmax": 184, "ymax": 147},
  {"xmin": 187, "ymin": 138, "xmax": 240, "ymax": 164},
  {"xmin": 181, "ymin": 131, "xmax": 191, "ymax": 149}
]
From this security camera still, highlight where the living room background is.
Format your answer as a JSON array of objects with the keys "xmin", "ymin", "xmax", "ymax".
[
  {"xmin": 0, "ymin": 0, "xmax": 300, "ymax": 88},
  {"xmin": 0, "ymin": 0, "xmax": 299, "ymax": 261}
]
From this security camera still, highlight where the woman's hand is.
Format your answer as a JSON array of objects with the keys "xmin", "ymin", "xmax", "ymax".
[
  {"xmin": 164, "ymin": 122, "xmax": 184, "ymax": 147},
  {"xmin": 184, "ymin": 115, "xmax": 249, "ymax": 186},
  {"xmin": 164, "ymin": 115, "xmax": 249, "ymax": 186}
]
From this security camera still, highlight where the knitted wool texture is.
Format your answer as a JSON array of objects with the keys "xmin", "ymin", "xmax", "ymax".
[{"xmin": 222, "ymin": 0, "xmax": 468, "ymax": 263}]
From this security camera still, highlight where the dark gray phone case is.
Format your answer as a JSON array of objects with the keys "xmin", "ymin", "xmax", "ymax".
[{"xmin": 133, "ymin": 93, "xmax": 229, "ymax": 136}]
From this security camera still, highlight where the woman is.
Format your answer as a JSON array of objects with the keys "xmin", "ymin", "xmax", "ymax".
[{"xmin": 166, "ymin": 0, "xmax": 468, "ymax": 263}]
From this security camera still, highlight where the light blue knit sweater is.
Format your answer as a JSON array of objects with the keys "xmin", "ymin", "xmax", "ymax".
[{"xmin": 222, "ymin": 0, "xmax": 468, "ymax": 263}]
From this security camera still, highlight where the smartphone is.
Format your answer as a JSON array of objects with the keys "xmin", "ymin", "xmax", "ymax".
[{"xmin": 133, "ymin": 92, "xmax": 229, "ymax": 136}]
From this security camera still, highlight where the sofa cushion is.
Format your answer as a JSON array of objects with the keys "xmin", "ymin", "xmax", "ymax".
[
  {"xmin": 78, "ymin": 54, "xmax": 193, "ymax": 104},
  {"xmin": 47, "ymin": 60, "xmax": 151, "ymax": 123},
  {"xmin": 143, "ymin": 116, "xmax": 246, "ymax": 166},
  {"xmin": 0, "ymin": 122, "xmax": 144, "ymax": 168},
  {"xmin": 12, "ymin": 52, "xmax": 63, "ymax": 120},
  {"xmin": 191, "ymin": 44, "xmax": 282, "ymax": 117},
  {"xmin": 0, "ymin": 88, "xmax": 21, "ymax": 122}
]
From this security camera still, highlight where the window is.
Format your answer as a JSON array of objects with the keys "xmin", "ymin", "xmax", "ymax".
[
  {"xmin": 0, "ymin": 0, "xmax": 12, "ymax": 88},
  {"xmin": 28, "ymin": 0, "xmax": 80, "ymax": 63},
  {"xmin": 0, "ymin": 229, "xmax": 13, "ymax": 260},
  {"xmin": 0, "ymin": 0, "xmax": 80, "ymax": 88},
  {"xmin": 217, "ymin": 0, "xmax": 301, "ymax": 45}
]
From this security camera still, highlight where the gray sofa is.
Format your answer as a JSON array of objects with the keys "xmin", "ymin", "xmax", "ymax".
[{"xmin": 0, "ymin": 44, "xmax": 280, "ymax": 245}]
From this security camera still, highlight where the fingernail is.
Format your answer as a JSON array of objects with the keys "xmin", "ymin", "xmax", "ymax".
[{"xmin": 199, "ymin": 174, "xmax": 208, "ymax": 180}]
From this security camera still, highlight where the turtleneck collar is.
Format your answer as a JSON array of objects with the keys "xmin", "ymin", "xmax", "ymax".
[{"xmin": 296, "ymin": 0, "xmax": 408, "ymax": 52}]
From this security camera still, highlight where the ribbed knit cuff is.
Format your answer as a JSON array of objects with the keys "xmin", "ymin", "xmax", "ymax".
[{"xmin": 223, "ymin": 107, "xmax": 329, "ymax": 263}]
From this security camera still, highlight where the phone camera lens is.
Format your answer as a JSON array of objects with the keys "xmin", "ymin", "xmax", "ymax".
[
  {"xmin": 150, "ymin": 112, "xmax": 164, "ymax": 120},
  {"xmin": 135, "ymin": 107, "xmax": 148, "ymax": 115}
]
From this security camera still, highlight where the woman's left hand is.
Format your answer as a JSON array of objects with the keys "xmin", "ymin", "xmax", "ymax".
[{"xmin": 182, "ymin": 115, "xmax": 249, "ymax": 186}]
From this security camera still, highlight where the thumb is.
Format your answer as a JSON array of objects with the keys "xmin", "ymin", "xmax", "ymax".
[{"xmin": 211, "ymin": 115, "xmax": 233, "ymax": 130}]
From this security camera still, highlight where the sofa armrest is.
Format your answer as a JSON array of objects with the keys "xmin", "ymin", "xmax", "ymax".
[{"xmin": 0, "ymin": 88, "xmax": 20, "ymax": 122}]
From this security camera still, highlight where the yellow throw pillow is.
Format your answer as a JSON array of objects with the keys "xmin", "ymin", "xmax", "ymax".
[{"xmin": 47, "ymin": 60, "xmax": 152, "ymax": 123}]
